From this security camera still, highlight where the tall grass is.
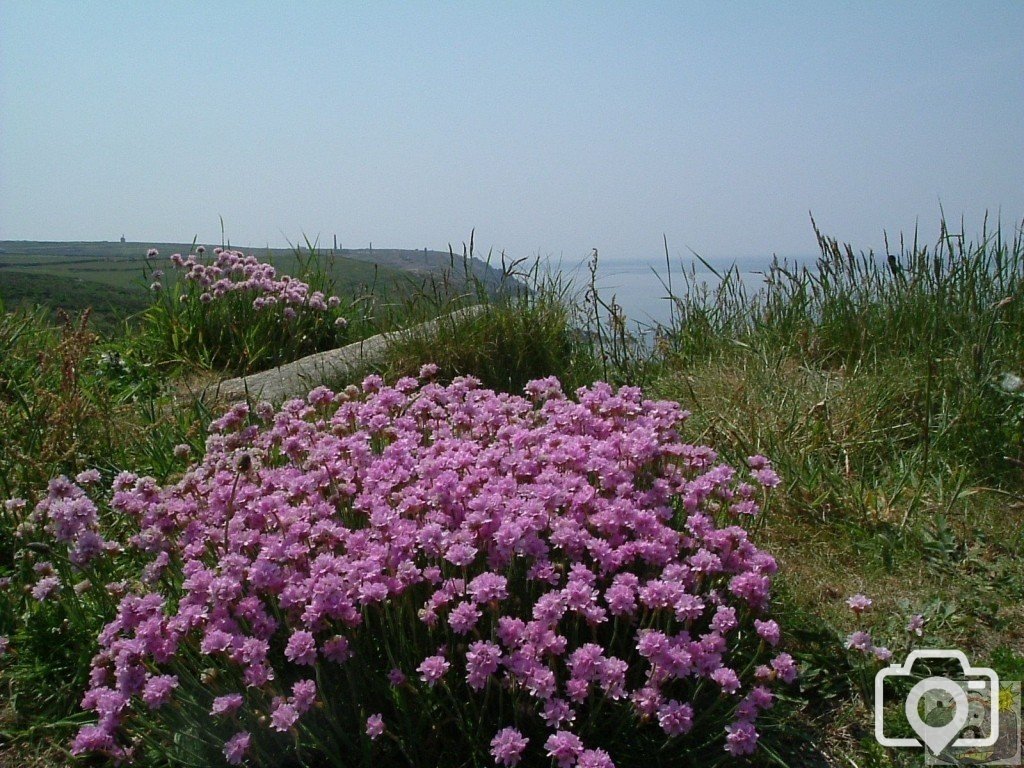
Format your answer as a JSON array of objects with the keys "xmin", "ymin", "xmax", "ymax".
[
  {"xmin": 641, "ymin": 217, "xmax": 1024, "ymax": 764},
  {"xmin": 362, "ymin": 237, "xmax": 599, "ymax": 395},
  {"xmin": 652, "ymin": 216, "xmax": 1024, "ymax": 484}
]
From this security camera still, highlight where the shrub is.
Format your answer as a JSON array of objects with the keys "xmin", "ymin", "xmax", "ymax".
[
  {"xmin": 139, "ymin": 246, "xmax": 351, "ymax": 375},
  {"xmin": 21, "ymin": 373, "xmax": 791, "ymax": 766}
]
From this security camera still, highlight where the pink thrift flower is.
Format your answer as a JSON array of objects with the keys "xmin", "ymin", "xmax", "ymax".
[
  {"xmin": 141, "ymin": 674, "xmax": 178, "ymax": 709},
  {"xmin": 417, "ymin": 654, "xmax": 450, "ymax": 686},
  {"xmin": 754, "ymin": 618, "xmax": 781, "ymax": 646},
  {"xmin": 770, "ymin": 652, "xmax": 798, "ymax": 684},
  {"xmin": 873, "ymin": 646, "xmax": 893, "ymax": 662},
  {"xmin": 365, "ymin": 713, "xmax": 384, "ymax": 740},
  {"xmin": 845, "ymin": 630, "xmax": 874, "ymax": 653},
  {"xmin": 284, "ymin": 630, "xmax": 317, "ymax": 666},
  {"xmin": 846, "ymin": 594, "xmax": 872, "ymax": 614},
  {"xmin": 291, "ymin": 679, "xmax": 317, "ymax": 713},
  {"xmin": 211, "ymin": 693, "xmax": 244, "ymax": 717},
  {"xmin": 906, "ymin": 614, "xmax": 925, "ymax": 636},
  {"xmin": 322, "ymin": 635, "xmax": 351, "ymax": 664},
  {"xmin": 544, "ymin": 730, "xmax": 584, "ymax": 768},
  {"xmin": 223, "ymin": 731, "xmax": 251, "ymax": 765},
  {"xmin": 747, "ymin": 455, "xmax": 770, "ymax": 470},
  {"xmin": 468, "ymin": 572, "xmax": 508, "ymax": 603},
  {"xmin": 270, "ymin": 699, "xmax": 299, "ymax": 732},
  {"xmin": 75, "ymin": 468, "xmax": 101, "ymax": 485},
  {"xmin": 490, "ymin": 727, "xmax": 529, "ymax": 766},
  {"xmin": 31, "ymin": 575, "xmax": 60, "ymax": 601},
  {"xmin": 577, "ymin": 748, "xmax": 615, "ymax": 768},
  {"xmin": 725, "ymin": 720, "xmax": 759, "ymax": 755},
  {"xmin": 448, "ymin": 601, "xmax": 482, "ymax": 634},
  {"xmin": 657, "ymin": 700, "xmax": 694, "ymax": 736},
  {"xmin": 711, "ymin": 666, "xmax": 741, "ymax": 694}
]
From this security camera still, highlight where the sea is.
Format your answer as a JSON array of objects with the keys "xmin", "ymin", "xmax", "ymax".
[{"xmin": 550, "ymin": 255, "xmax": 776, "ymax": 332}]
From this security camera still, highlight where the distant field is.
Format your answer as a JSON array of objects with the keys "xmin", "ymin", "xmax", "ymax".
[
  {"xmin": 0, "ymin": 240, "xmax": 465, "ymax": 327},
  {"xmin": 0, "ymin": 269, "xmax": 150, "ymax": 328}
]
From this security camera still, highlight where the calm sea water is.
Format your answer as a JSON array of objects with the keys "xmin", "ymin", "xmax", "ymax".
[{"xmin": 551, "ymin": 256, "xmax": 770, "ymax": 331}]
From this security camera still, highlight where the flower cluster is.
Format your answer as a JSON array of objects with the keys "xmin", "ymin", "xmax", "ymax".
[
  {"xmin": 843, "ymin": 595, "xmax": 892, "ymax": 662},
  {"xmin": 166, "ymin": 247, "xmax": 342, "ymax": 313},
  {"xmin": 27, "ymin": 471, "xmax": 118, "ymax": 570},
  {"xmin": 70, "ymin": 374, "xmax": 789, "ymax": 765}
]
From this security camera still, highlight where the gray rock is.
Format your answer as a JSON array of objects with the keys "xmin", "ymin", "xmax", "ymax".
[{"xmin": 202, "ymin": 305, "xmax": 484, "ymax": 405}]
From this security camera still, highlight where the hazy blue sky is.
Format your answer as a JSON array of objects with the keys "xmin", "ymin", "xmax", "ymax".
[{"xmin": 2, "ymin": 2, "xmax": 1022, "ymax": 262}]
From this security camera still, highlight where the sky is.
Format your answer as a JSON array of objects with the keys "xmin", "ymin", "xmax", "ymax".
[{"xmin": 2, "ymin": 1, "xmax": 1023, "ymax": 264}]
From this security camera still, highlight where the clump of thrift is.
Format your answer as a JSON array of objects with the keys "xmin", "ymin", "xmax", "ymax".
[{"xmin": 64, "ymin": 374, "xmax": 789, "ymax": 765}]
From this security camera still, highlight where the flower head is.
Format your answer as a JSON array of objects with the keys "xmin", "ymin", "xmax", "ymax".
[
  {"xmin": 490, "ymin": 727, "xmax": 529, "ymax": 766},
  {"xmin": 366, "ymin": 713, "xmax": 384, "ymax": 740}
]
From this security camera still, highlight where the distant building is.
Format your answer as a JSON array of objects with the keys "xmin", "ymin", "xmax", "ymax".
[{"xmin": 120, "ymin": 234, "xmax": 126, "ymax": 243}]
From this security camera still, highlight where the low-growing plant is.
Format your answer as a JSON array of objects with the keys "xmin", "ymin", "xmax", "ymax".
[
  {"xmin": 16, "ymin": 374, "xmax": 791, "ymax": 767},
  {"xmin": 138, "ymin": 245, "xmax": 353, "ymax": 375}
]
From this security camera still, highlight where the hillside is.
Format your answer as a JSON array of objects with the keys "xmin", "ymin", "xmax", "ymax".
[{"xmin": 0, "ymin": 240, "xmax": 509, "ymax": 327}]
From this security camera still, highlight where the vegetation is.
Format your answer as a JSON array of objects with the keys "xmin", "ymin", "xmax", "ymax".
[{"xmin": 0, "ymin": 217, "xmax": 1022, "ymax": 767}]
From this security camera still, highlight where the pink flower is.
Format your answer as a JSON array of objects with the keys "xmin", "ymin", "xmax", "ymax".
[
  {"xmin": 466, "ymin": 641, "xmax": 501, "ymax": 690},
  {"xmin": 657, "ymin": 700, "xmax": 694, "ymax": 736},
  {"xmin": 711, "ymin": 666, "xmax": 741, "ymax": 694},
  {"xmin": 448, "ymin": 601, "xmax": 482, "ymax": 634},
  {"xmin": 291, "ymin": 679, "xmax": 317, "ymax": 713},
  {"xmin": 417, "ymin": 655, "xmax": 450, "ymax": 686},
  {"xmin": 846, "ymin": 594, "xmax": 872, "ymax": 614},
  {"xmin": 754, "ymin": 619, "xmax": 780, "ymax": 646},
  {"xmin": 490, "ymin": 727, "xmax": 528, "ymax": 766},
  {"xmin": 906, "ymin": 614, "xmax": 925, "ymax": 636},
  {"xmin": 270, "ymin": 699, "xmax": 299, "ymax": 732},
  {"xmin": 845, "ymin": 630, "xmax": 874, "ymax": 653},
  {"xmin": 747, "ymin": 455, "xmax": 770, "ymax": 470},
  {"xmin": 770, "ymin": 652, "xmax": 798, "ymax": 684},
  {"xmin": 211, "ymin": 693, "xmax": 243, "ymax": 717},
  {"xmin": 545, "ymin": 730, "xmax": 584, "ymax": 768},
  {"xmin": 75, "ymin": 469, "xmax": 101, "ymax": 485},
  {"xmin": 141, "ymin": 674, "xmax": 178, "ymax": 709},
  {"xmin": 577, "ymin": 748, "xmax": 615, "ymax": 768},
  {"xmin": 365, "ymin": 713, "xmax": 384, "ymax": 740},
  {"xmin": 725, "ymin": 720, "xmax": 759, "ymax": 755},
  {"xmin": 31, "ymin": 575, "xmax": 60, "ymax": 601},
  {"xmin": 284, "ymin": 630, "xmax": 317, "ymax": 666},
  {"xmin": 223, "ymin": 731, "xmax": 251, "ymax": 765},
  {"xmin": 322, "ymin": 635, "xmax": 351, "ymax": 664},
  {"xmin": 468, "ymin": 573, "xmax": 508, "ymax": 603}
]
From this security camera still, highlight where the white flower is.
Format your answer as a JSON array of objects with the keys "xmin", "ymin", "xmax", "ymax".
[{"xmin": 999, "ymin": 372, "xmax": 1023, "ymax": 393}]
